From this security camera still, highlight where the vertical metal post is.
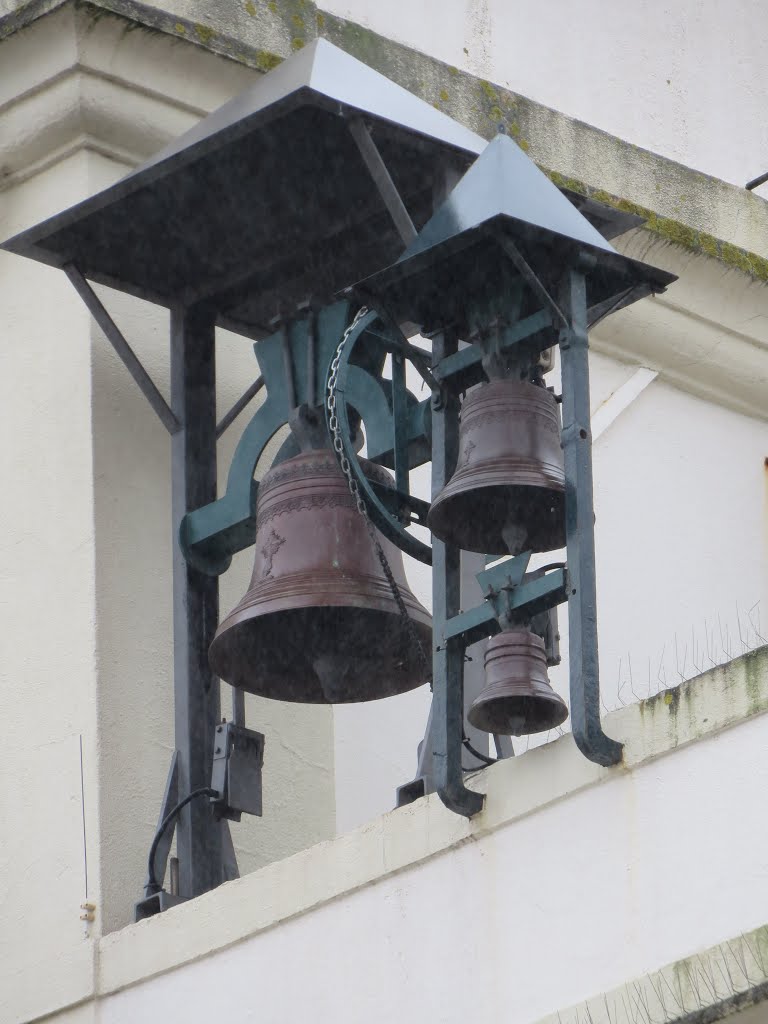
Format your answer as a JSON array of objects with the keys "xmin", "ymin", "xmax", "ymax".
[
  {"xmin": 460, "ymin": 552, "xmax": 491, "ymax": 770},
  {"xmin": 431, "ymin": 330, "xmax": 484, "ymax": 817},
  {"xmin": 559, "ymin": 268, "xmax": 623, "ymax": 767},
  {"xmin": 171, "ymin": 303, "xmax": 224, "ymax": 897}
]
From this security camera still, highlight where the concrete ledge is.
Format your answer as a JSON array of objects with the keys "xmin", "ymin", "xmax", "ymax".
[
  {"xmin": 91, "ymin": 646, "xmax": 768, "ymax": 1001},
  {"xmin": 538, "ymin": 923, "xmax": 768, "ymax": 1024}
]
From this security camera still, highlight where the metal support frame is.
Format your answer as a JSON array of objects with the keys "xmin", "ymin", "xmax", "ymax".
[
  {"xmin": 430, "ymin": 329, "xmax": 484, "ymax": 817},
  {"xmin": 65, "ymin": 264, "xmax": 181, "ymax": 435},
  {"xmin": 67, "ymin": 271, "xmax": 237, "ymax": 914},
  {"xmin": 348, "ymin": 118, "xmax": 418, "ymax": 246},
  {"xmin": 558, "ymin": 267, "xmax": 623, "ymax": 767},
  {"xmin": 170, "ymin": 303, "xmax": 226, "ymax": 897}
]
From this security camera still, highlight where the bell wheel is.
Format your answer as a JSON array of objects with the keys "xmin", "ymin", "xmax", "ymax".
[{"xmin": 326, "ymin": 308, "xmax": 433, "ymax": 566}]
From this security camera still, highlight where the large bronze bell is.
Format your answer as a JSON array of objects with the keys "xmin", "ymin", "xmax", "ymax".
[
  {"xmin": 468, "ymin": 628, "xmax": 568, "ymax": 735},
  {"xmin": 209, "ymin": 450, "xmax": 432, "ymax": 704},
  {"xmin": 427, "ymin": 380, "xmax": 565, "ymax": 555}
]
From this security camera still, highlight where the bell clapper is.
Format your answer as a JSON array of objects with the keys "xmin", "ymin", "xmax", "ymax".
[
  {"xmin": 501, "ymin": 520, "xmax": 528, "ymax": 557},
  {"xmin": 313, "ymin": 654, "xmax": 354, "ymax": 704}
]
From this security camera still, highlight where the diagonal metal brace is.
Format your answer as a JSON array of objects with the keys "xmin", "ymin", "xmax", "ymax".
[
  {"xmin": 348, "ymin": 118, "xmax": 418, "ymax": 246},
  {"xmin": 493, "ymin": 231, "xmax": 569, "ymax": 328},
  {"xmin": 216, "ymin": 376, "xmax": 264, "ymax": 439},
  {"xmin": 65, "ymin": 264, "xmax": 181, "ymax": 435}
]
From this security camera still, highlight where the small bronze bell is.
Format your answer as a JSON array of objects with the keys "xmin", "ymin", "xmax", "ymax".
[
  {"xmin": 468, "ymin": 628, "xmax": 568, "ymax": 735},
  {"xmin": 209, "ymin": 450, "xmax": 432, "ymax": 704},
  {"xmin": 428, "ymin": 380, "xmax": 565, "ymax": 555}
]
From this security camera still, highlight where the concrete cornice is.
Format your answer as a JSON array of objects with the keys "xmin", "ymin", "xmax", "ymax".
[
  {"xmin": 0, "ymin": 3, "xmax": 258, "ymax": 191},
  {"xmin": 593, "ymin": 232, "xmax": 768, "ymax": 422}
]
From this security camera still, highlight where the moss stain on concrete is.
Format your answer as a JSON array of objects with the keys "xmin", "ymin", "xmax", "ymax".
[
  {"xmin": 547, "ymin": 170, "xmax": 768, "ymax": 282},
  {"xmin": 193, "ymin": 22, "xmax": 216, "ymax": 45}
]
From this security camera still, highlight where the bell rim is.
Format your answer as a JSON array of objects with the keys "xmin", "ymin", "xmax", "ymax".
[
  {"xmin": 427, "ymin": 480, "xmax": 566, "ymax": 555},
  {"xmin": 209, "ymin": 604, "xmax": 432, "ymax": 703},
  {"xmin": 467, "ymin": 690, "xmax": 569, "ymax": 735}
]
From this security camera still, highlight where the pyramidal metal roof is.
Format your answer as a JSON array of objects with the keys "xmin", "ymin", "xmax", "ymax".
[
  {"xmin": 359, "ymin": 133, "xmax": 676, "ymax": 329},
  {"xmin": 134, "ymin": 38, "xmax": 486, "ymax": 177},
  {"xmin": 403, "ymin": 134, "xmax": 616, "ymax": 260},
  {"xmin": 1, "ymin": 40, "xmax": 489, "ymax": 337}
]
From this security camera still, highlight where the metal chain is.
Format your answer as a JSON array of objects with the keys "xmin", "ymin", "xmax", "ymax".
[{"xmin": 327, "ymin": 309, "xmax": 431, "ymax": 682}]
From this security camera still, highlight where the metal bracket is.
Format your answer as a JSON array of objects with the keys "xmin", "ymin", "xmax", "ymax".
[
  {"xmin": 180, "ymin": 301, "xmax": 351, "ymax": 574},
  {"xmin": 210, "ymin": 722, "xmax": 265, "ymax": 822},
  {"xmin": 443, "ymin": 564, "xmax": 568, "ymax": 649},
  {"xmin": 64, "ymin": 264, "xmax": 181, "ymax": 435},
  {"xmin": 135, "ymin": 889, "xmax": 185, "ymax": 921},
  {"xmin": 432, "ymin": 309, "xmax": 552, "ymax": 390}
]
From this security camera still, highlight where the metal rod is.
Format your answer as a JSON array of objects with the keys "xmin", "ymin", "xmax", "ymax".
[
  {"xmin": 306, "ymin": 310, "xmax": 317, "ymax": 409},
  {"xmin": 558, "ymin": 267, "xmax": 623, "ymax": 767},
  {"xmin": 221, "ymin": 820, "xmax": 241, "ymax": 882},
  {"xmin": 65, "ymin": 264, "xmax": 181, "ymax": 435},
  {"xmin": 169, "ymin": 857, "xmax": 180, "ymax": 897},
  {"xmin": 171, "ymin": 304, "xmax": 224, "ymax": 898},
  {"xmin": 216, "ymin": 377, "xmax": 264, "ymax": 439},
  {"xmin": 460, "ymin": 552, "xmax": 491, "ymax": 770},
  {"xmin": 232, "ymin": 686, "xmax": 246, "ymax": 727},
  {"xmin": 348, "ymin": 118, "xmax": 418, "ymax": 246},
  {"xmin": 493, "ymin": 233, "xmax": 569, "ymax": 328},
  {"xmin": 351, "ymin": 286, "xmax": 440, "ymax": 391},
  {"xmin": 281, "ymin": 322, "xmax": 297, "ymax": 411},
  {"xmin": 431, "ymin": 329, "xmax": 484, "ymax": 818},
  {"xmin": 746, "ymin": 170, "xmax": 768, "ymax": 191},
  {"xmin": 391, "ymin": 351, "xmax": 409, "ymax": 497}
]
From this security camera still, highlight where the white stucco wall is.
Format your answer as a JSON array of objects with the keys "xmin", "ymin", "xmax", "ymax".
[
  {"xmin": 0, "ymin": 150, "xmax": 103, "ymax": 1019},
  {"xmin": 320, "ymin": 0, "xmax": 768, "ymax": 193}
]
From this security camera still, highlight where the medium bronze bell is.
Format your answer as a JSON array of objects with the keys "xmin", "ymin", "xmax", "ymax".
[
  {"xmin": 428, "ymin": 380, "xmax": 565, "ymax": 555},
  {"xmin": 209, "ymin": 450, "xmax": 432, "ymax": 704},
  {"xmin": 468, "ymin": 628, "xmax": 568, "ymax": 735}
]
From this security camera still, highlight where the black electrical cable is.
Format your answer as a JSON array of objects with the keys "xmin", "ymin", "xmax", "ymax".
[
  {"xmin": 145, "ymin": 787, "xmax": 219, "ymax": 894},
  {"xmin": 462, "ymin": 735, "xmax": 500, "ymax": 767}
]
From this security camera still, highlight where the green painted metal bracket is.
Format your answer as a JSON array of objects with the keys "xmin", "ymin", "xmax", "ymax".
[
  {"xmin": 181, "ymin": 301, "xmax": 351, "ymax": 574},
  {"xmin": 432, "ymin": 308, "xmax": 552, "ymax": 387},
  {"xmin": 180, "ymin": 300, "xmax": 432, "ymax": 575},
  {"xmin": 442, "ymin": 560, "xmax": 568, "ymax": 649}
]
